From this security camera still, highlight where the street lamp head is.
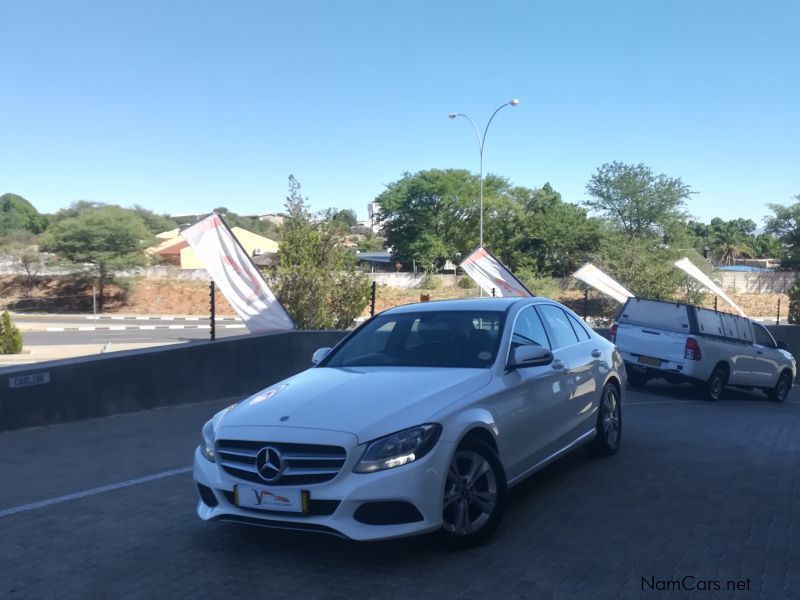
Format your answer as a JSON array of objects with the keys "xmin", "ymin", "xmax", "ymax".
[
  {"xmin": 448, "ymin": 113, "xmax": 458, "ymax": 119},
  {"xmin": 509, "ymin": 98, "xmax": 520, "ymax": 106}
]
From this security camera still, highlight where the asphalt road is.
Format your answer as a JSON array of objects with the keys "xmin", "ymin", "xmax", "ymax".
[
  {"xmin": 13, "ymin": 313, "xmax": 247, "ymax": 345},
  {"xmin": 2, "ymin": 382, "xmax": 798, "ymax": 599},
  {"xmin": 22, "ymin": 326, "xmax": 247, "ymax": 346}
]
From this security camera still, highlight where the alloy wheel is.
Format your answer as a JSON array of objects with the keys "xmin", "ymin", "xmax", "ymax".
[
  {"xmin": 602, "ymin": 386, "xmax": 620, "ymax": 448},
  {"xmin": 442, "ymin": 450, "xmax": 498, "ymax": 536}
]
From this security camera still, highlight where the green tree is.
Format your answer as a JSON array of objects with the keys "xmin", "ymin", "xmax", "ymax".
[
  {"xmin": 39, "ymin": 206, "xmax": 154, "ymax": 310},
  {"xmin": 514, "ymin": 184, "xmax": 604, "ymax": 277},
  {"xmin": 0, "ymin": 193, "xmax": 48, "ymax": 235},
  {"xmin": 377, "ymin": 169, "xmax": 493, "ymax": 270},
  {"xmin": 765, "ymin": 197, "xmax": 800, "ymax": 268},
  {"xmin": 333, "ymin": 208, "xmax": 358, "ymax": 228},
  {"xmin": 132, "ymin": 205, "xmax": 179, "ymax": 235},
  {"xmin": 48, "ymin": 200, "xmax": 107, "ymax": 222},
  {"xmin": 598, "ymin": 234, "xmax": 685, "ymax": 300},
  {"xmin": 0, "ymin": 310, "xmax": 23, "ymax": 354},
  {"xmin": 708, "ymin": 220, "xmax": 753, "ymax": 265},
  {"xmin": 0, "ymin": 230, "xmax": 45, "ymax": 288},
  {"xmin": 751, "ymin": 233, "xmax": 782, "ymax": 260},
  {"xmin": 585, "ymin": 162, "xmax": 692, "ymax": 239},
  {"xmin": 275, "ymin": 176, "xmax": 370, "ymax": 329}
]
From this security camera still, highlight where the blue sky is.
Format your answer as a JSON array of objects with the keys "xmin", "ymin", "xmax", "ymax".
[{"xmin": 2, "ymin": 0, "xmax": 798, "ymax": 225}]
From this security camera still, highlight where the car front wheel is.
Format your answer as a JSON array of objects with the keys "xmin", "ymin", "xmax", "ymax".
[{"xmin": 437, "ymin": 441, "xmax": 505, "ymax": 548}]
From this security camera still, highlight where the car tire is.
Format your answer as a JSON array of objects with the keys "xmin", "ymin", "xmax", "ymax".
[
  {"xmin": 585, "ymin": 382, "xmax": 622, "ymax": 457},
  {"xmin": 705, "ymin": 366, "xmax": 727, "ymax": 401},
  {"xmin": 436, "ymin": 440, "xmax": 506, "ymax": 549},
  {"xmin": 767, "ymin": 372, "xmax": 792, "ymax": 403},
  {"xmin": 626, "ymin": 369, "xmax": 647, "ymax": 388}
]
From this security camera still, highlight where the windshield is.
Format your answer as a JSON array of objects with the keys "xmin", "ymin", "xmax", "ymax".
[{"xmin": 324, "ymin": 310, "xmax": 506, "ymax": 368}]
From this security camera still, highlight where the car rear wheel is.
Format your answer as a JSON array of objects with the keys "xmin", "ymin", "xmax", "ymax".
[
  {"xmin": 585, "ymin": 382, "xmax": 622, "ymax": 456},
  {"xmin": 436, "ymin": 441, "xmax": 505, "ymax": 549},
  {"xmin": 705, "ymin": 366, "xmax": 727, "ymax": 401},
  {"xmin": 767, "ymin": 372, "xmax": 792, "ymax": 403}
]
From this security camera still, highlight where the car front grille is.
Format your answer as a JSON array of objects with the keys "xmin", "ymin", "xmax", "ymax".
[{"xmin": 216, "ymin": 439, "xmax": 347, "ymax": 486}]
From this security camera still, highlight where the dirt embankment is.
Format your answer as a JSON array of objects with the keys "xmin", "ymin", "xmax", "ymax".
[{"xmin": 0, "ymin": 275, "xmax": 790, "ymax": 319}]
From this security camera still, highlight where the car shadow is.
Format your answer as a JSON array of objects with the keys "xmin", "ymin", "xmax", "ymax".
[{"xmin": 627, "ymin": 381, "xmax": 782, "ymax": 403}]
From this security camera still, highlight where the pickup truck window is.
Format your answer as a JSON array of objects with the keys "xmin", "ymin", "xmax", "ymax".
[{"xmin": 753, "ymin": 323, "xmax": 776, "ymax": 348}]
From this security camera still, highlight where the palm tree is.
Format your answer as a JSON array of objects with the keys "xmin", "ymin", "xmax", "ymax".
[
  {"xmin": 751, "ymin": 233, "xmax": 782, "ymax": 260},
  {"xmin": 709, "ymin": 221, "xmax": 753, "ymax": 265}
]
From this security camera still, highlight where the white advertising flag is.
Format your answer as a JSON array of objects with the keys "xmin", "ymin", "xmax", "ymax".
[
  {"xmin": 674, "ymin": 257, "xmax": 746, "ymax": 317},
  {"xmin": 459, "ymin": 247, "xmax": 533, "ymax": 297},
  {"xmin": 573, "ymin": 263, "xmax": 635, "ymax": 304},
  {"xmin": 182, "ymin": 215, "xmax": 295, "ymax": 332}
]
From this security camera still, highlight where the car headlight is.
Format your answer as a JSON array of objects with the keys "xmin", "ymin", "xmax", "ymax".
[
  {"xmin": 201, "ymin": 419, "xmax": 216, "ymax": 462},
  {"xmin": 353, "ymin": 424, "xmax": 442, "ymax": 474}
]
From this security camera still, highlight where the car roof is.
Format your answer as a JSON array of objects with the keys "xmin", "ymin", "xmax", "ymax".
[{"xmin": 381, "ymin": 296, "xmax": 550, "ymax": 315}]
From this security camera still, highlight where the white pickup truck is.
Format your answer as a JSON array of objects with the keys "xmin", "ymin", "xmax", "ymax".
[{"xmin": 611, "ymin": 298, "xmax": 795, "ymax": 401}]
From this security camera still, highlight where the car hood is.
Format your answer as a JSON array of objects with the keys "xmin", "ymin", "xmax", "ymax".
[{"xmin": 218, "ymin": 366, "xmax": 493, "ymax": 443}]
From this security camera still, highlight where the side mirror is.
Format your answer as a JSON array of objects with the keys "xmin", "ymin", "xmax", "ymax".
[
  {"xmin": 507, "ymin": 345, "xmax": 553, "ymax": 370},
  {"xmin": 777, "ymin": 340, "xmax": 789, "ymax": 351},
  {"xmin": 311, "ymin": 347, "xmax": 332, "ymax": 365}
]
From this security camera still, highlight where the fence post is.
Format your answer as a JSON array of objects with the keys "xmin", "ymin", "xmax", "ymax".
[
  {"xmin": 492, "ymin": 288, "xmax": 496, "ymax": 297},
  {"xmin": 92, "ymin": 286, "xmax": 97, "ymax": 327},
  {"xmin": 714, "ymin": 296, "xmax": 718, "ymax": 311},
  {"xmin": 370, "ymin": 281, "xmax": 376, "ymax": 317},
  {"xmin": 583, "ymin": 289, "xmax": 589, "ymax": 320},
  {"xmin": 209, "ymin": 281, "xmax": 216, "ymax": 341},
  {"xmin": 777, "ymin": 297, "xmax": 781, "ymax": 326}
]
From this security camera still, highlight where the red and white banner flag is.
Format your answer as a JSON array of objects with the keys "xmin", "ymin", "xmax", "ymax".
[
  {"xmin": 573, "ymin": 263, "xmax": 635, "ymax": 304},
  {"xmin": 182, "ymin": 215, "xmax": 294, "ymax": 333},
  {"xmin": 459, "ymin": 247, "xmax": 533, "ymax": 297}
]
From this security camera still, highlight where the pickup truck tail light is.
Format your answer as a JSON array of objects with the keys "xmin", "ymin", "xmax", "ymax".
[
  {"xmin": 610, "ymin": 323, "xmax": 618, "ymax": 343},
  {"xmin": 684, "ymin": 337, "xmax": 701, "ymax": 361}
]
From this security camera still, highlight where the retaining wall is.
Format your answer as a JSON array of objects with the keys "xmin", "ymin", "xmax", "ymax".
[
  {"xmin": 3, "ymin": 325, "xmax": 799, "ymax": 433},
  {"xmin": 0, "ymin": 330, "xmax": 348, "ymax": 432}
]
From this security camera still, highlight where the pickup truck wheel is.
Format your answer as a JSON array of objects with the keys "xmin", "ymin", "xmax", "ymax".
[
  {"xmin": 705, "ymin": 366, "xmax": 727, "ymax": 401},
  {"xmin": 767, "ymin": 372, "xmax": 792, "ymax": 403}
]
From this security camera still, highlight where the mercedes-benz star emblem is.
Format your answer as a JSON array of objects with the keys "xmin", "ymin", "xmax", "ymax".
[{"xmin": 255, "ymin": 446, "xmax": 285, "ymax": 482}]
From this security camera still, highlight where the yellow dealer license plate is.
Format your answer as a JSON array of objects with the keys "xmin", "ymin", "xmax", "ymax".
[{"xmin": 234, "ymin": 485, "xmax": 308, "ymax": 513}]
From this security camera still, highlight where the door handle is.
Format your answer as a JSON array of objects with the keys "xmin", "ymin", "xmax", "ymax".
[
  {"xmin": 551, "ymin": 359, "xmax": 565, "ymax": 370},
  {"xmin": 591, "ymin": 349, "xmax": 602, "ymax": 358},
  {"xmin": 757, "ymin": 350, "xmax": 763, "ymax": 355}
]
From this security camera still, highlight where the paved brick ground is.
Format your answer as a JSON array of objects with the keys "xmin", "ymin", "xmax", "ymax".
[{"xmin": 1, "ymin": 384, "xmax": 798, "ymax": 600}]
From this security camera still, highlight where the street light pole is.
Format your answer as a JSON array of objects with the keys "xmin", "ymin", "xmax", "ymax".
[{"xmin": 449, "ymin": 98, "xmax": 519, "ymax": 248}]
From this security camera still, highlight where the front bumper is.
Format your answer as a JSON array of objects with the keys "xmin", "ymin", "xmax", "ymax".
[{"xmin": 193, "ymin": 433, "xmax": 455, "ymax": 541}]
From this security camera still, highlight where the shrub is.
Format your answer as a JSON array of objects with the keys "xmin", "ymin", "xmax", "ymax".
[
  {"xmin": 457, "ymin": 276, "xmax": 476, "ymax": 289},
  {"xmin": 420, "ymin": 273, "xmax": 441, "ymax": 290},
  {"xmin": 787, "ymin": 280, "xmax": 800, "ymax": 324},
  {"xmin": 0, "ymin": 309, "xmax": 23, "ymax": 354}
]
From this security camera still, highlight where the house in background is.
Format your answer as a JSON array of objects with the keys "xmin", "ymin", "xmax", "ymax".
[{"xmin": 148, "ymin": 227, "xmax": 278, "ymax": 269}]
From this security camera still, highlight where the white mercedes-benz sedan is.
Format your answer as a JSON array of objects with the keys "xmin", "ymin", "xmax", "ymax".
[{"xmin": 194, "ymin": 297, "xmax": 626, "ymax": 547}]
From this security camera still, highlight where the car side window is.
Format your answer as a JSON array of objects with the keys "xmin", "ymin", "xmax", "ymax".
[
  {"xmin": 753, "ymin": 323, "xmax": 776, "ymax": 348},
  {"xmin": 537, "ymin": 305, "xmax": 580, "ymax": 349},
  {"xmin": 511, "ymin": 306, "xmax": 550, "ymax": 349},
  {"xmin": 566, "ymin": 313, "xmax": 591, "ymax": 341}
]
